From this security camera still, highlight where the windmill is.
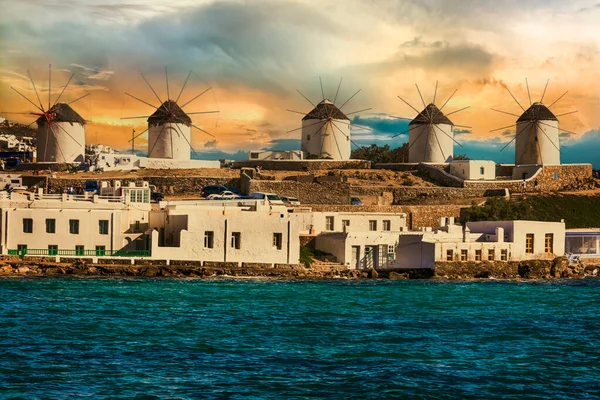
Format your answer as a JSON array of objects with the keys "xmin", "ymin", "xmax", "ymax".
[
  {"xmin": 390, "ymin": 82, "xmax": 470, "ymax": 164},
  {"xmin": 1, "ymin": 64, "xmax": 89, "ymax": 163},
  {"xmin": 121, "ymin": 68, "xmax": 219, "ymax": 160},
  {"xmin": 491, "ymin": 79, "xmax": 577, "ymax": 166},
  {"xmin": 285, "ymin": 77, "xmax": 372, "ymax": 160}
]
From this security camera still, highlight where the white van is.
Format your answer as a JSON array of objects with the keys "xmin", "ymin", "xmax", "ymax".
[{"xmin": 249, "ymin": 192, "xmax": 285, "ymax": 205}]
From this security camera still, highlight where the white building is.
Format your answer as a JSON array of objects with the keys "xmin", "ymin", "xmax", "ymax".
[
  {"xmin": 449, "ymin": 160, "xmax": 496, "ymax": 180},
  {"xmin": 394, "ymin": 218, "xmax": 565, "ymax": 269},
  {"xmin": 515, "ymin": 103, "xmax": 560, "ymax": 165},
  {"xmin": 0, "ymin": 182, "xmax": 151, "ymax": 257},
  {"xmin": 565, "ymin": 229, "xmax": 600, "ymax": 259},
  {"xmin": 36, "ymin": 103, "xmax": 86, "ymax": 163},
  {"xmin": 408, "ymin": 104, "xmax": 454, "ymax": 163},
  {"xmin": 149, "ymin": 200, "xmax": 300, "ymax": 265},
  {"xmin": 301, "ymin": 100, "xmax": 351, "ymax": 160},
  {"xmin": 248, "ymin": 150, "xmax": 304, "ymax": 161}
]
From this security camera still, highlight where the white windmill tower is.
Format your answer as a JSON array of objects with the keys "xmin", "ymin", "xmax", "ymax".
[
  {"xmin": 492, "ymin": 79, "xmax": 577, "ymax": 165},
  {"xmin": 2, "ymin": 64, "xmax": 89, "ymax": 163},
  {"xmin": 122, "ymin": 68, "xmax": 219, "ymax": 160},
  {"xmin": 391, "ymin": 83, "xmax": 469, "ymax": 163},
  {"xmin": 286, "ymin": 78, "xmax": 372, "ymax": 160}
]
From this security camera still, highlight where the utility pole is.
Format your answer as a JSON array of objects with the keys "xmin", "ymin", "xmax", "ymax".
[{"xmin": 131, "ymin": 128, "xmax": 135, "ymax": 155}]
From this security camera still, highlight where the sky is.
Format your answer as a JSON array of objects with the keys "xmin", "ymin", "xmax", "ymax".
[{"xmin": 0, "ymin": 0, "xmax": 599, "ymax": 166}]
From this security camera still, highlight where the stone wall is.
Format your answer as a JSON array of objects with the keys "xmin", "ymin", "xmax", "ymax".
[
  {"xmin": 249, "ymin": 180, "xmax": 350, "ymax": 204},
  {"xmin": 47, "ymin": 176, "xmax": 241, "ymax": 194},
  {"xmin": 416, "ymin": 163, "xmax": 464, "ymax": 187},
  {"xmin": 372, "ymin": 163, "xmax": 419, "ymax": 172},
  {"xmin": 351, "ymin": 186, "xmax": 505, "ymax": 205},
  {"xmin": 232, "ymin": 159, "xmax": 371, "ymax": 171}
]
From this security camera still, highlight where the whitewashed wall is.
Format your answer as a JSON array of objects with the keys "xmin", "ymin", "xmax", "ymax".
[
  {"xmin": 37, "ymin": 121, "xmax": 85, "ymax": 163},
  {"xmin": 515, "ymin": 120, "xmax": 560, "ymax": 165},
  {"xmin": 301, "ymin": 119, "xmax": 351, "ymax": 160},
  {"xmin": 408, "ymin": 123, "xmax": 454, "ymax": 163},
  {"xmin": 148, "ymin": 123, "xmax": 191, "ymax": 160}
]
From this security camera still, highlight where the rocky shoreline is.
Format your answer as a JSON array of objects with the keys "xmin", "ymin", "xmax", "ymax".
[{"xmin": 0, "ymin": 257, "xmax": 598, "ymax": 281}]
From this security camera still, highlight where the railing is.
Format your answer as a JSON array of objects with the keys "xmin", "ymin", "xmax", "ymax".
[{"xmin": 7, "ymin": 248, "xmax": 150, "ymax": 257}]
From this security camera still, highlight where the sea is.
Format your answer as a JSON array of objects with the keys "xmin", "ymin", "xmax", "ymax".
[{"xmin": 1, "ymin": 278, "xmax": 599, "ymax": 399}]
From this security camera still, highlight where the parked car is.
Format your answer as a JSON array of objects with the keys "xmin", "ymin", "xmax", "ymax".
[
  {"xmin": 84, "ymin": 181, "xmax": 99, "ymax": 194},
  {"xmin": 351, "ymin": 197, "xmax": 363, "ymax": 206},
  {"xmin": 249, "ymin": 192, "xmax": 285, "ymax": 205},
  {"xmin": 201, "ymin": 185, "xmax": 231, "ymax": 198},
  {"xmin": 207, "ymin": 191, "xmax": 240, "ymax": 200},
  {"xmin": 281, "ymin": 196, "xmax": 300, "ymax": 206}
]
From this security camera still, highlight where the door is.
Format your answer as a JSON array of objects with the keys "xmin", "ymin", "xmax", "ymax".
[
  {"xmin": 351, "ymin": 246, "xmax": 360, "ymax": 269},
  {"xmin": 364, "ymin": 246, "xmax": 377, "ymax": 269}
]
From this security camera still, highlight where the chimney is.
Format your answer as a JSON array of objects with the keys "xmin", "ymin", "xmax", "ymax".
[{"xmin": 496, "ymin": 227, "xmax": 504, "ymax": 243}]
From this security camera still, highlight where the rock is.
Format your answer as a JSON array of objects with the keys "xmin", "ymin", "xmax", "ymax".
[
  {"xmin": 389, "ymin": 271, "xmax": 409, "ymax": 280},
  {"xmin": 16, "ymin": 266, "xmax": 29, "ymax": 274},
  {"xmin": 370, "ymin": 269, "xmax": 379, "ymax": 279},
  {"xmin": 593, "ymin": 269, "xmax": 598, "ymax": 277},
  {"xmin": 142, "ymin": 266, "xmax": 159, "ymax": 277},
  {"xmin": 87, "ymin": 267, "xmax": 98, "ymax": 274},
  {"xmin": 475, "ymin": 271, "xmax": 490, "ymax": 279},
  {"xmin": 0, "ymin": 265, "xmax": 14, "ymax": 274}
]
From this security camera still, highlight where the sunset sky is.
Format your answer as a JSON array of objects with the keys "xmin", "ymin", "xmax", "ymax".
[{"xmin": 1, "ymin": 0, "xmax": 599, "ymax": 165}]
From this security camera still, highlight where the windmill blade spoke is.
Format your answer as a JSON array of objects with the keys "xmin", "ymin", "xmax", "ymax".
[
  {"xmin": 339, "ymin": 89, "xmax": 361, "ymax": 110},
  {"xmin": 431, "ymin": 123, "xmax": 463, "ymax": 147},
  {"xmin": 397, "ymin": 95, "xmax": 421, "ymax": 114},
  {"xmin": 48, "ymin": 64, "xmax": 51, "ymax": 111},
  {"xmin": 27, "ymin": 70, "xmax": 45, "ymax": 111},
  {"xmin": 141, "ymin": 73, "xmax": 164, "ymax": 106},
  {"xmin": 503, "ymin": 85, "xmax": 526, "ymax": 112},
  {"xmin": 500, "ymin": 121, "xmax": 533, "ymax": 152},
  {"xmin": 525, "ymin": 77, "xmax": 532, "ymax": 106},
  {"xmin": 390, "ymin": 115, "xmax": 413, "ymax": 121},
  {"xmin": 191, "ymin": 124, "xmax": 215, "ymax": 138},
  {"xmin": 555, "ymin": 110, "xmax": 578, "ymax": 117},
  {"xmin": 491, "ymin": 108, "xmax": 520, "ymax": 118},
  {"xmin": 330, "ymin": 120, "xmax": 361, "ymax": 150},
  {"xmin": 147, "ymin": 124, "xmax": 167, "ymax": 157},
  {"xmin": 287, "ymin": 119, "xmax": 324, "ymax": 133},
  {"xmin": 453, "ymin": 124, "xmax": 472, "ymax": 129},
  {"xmin": 407, "ymin": 129, "xmax": 426, "ymax": 151},
  {"xmin": 120, "ymin": 115, "xmax": 151, "ymax": 120},
  {"xmin": 330, "ymin": 121, "xmax": 344, "ymax": 159},
  {"xmin": 415, "ymin": 84, "xmax": 428, "ymax": 117},
  {"xmin": 67, "ymin": 93, "xmax": 90, "ymax": 106},
  {"xmin": 0, "ymin": 111, "xmax": 35, "ymax": 115},
  {"xmin": 53, "ymin": 121, "xmax": 83, "ymax": 147},
  {"xmin": 432, "ymin": 81, "xmax": 438, "ymax": 105},
  {"xmin": 186, "ymin": 111, "xmax": 220, "ymax": 115},
  {"xmin": 175, "ymin": 70, "xmax": 192, "ymax": 103},
  {"xmin": 490, "ymin": 123, "xmax": 516, "ymax": 133},
  {"xmin": 391, "ymin": 127, "xmax": 411, "ymax": 139},
  {"xmin": 349, "ymin": 124, "xmax": 373, "ymax": 132},
  {"xmin": 165, "ymin": 66, "xmax": 170, "ymax": 101},
  {"xmin": 296, "ymin": 89, "xmax": 315, "ymax": 107},
  {"xmin": 305, "ymin": 120, "xmax": 328, "ymax": 143},
  {"xmin": 431, "ymin": 129, "xmax": 446, "ymax": 161},
  {"xmin": 333, "ymin": 77, "xmax": 343, "ymax": 106},
  {"xmin": 536, "ymin": 122, "xmax": 562, "ymax": 154},
  {"xmin": 444, "ymin": 106, "xmax": 470, "ymax": 118},
  {"xmin": 53, "ymin": 72, "xmax": 75, "ymax": 106},
  {"xmin": 536, "ymin": 133, "xmax": 544, "ymax": 164},
  {"xmin": 540, "ymin": 79, "xmax": 550, "ymax": 103},
  {"xmin": 49, "ymin": 124, "xmax": 68, "ymax": 162},
  {"xmin": 548, "ymin": 91, "xmax": 568, "ymax": 109},
  {"xmin": 319, "ymin": 77, "xmax": 325, "ymax": 101},
  {"xmin": 175, "ymin": 123, "xmax": 199, "ymax": 159},
  {"xmin": 125, "ymin": 92, "xmax": 157, "ymax": 109},
  {"xmin": 431, "ymin": 89, "xmax": 457, "ymax": 121},
  {"xmin": 537, "ymin": 119, "xmax": 578, "ymax": 136},
  {"xmin": 345, "ymin": 108, "xmax": 372, "ymax": 116},
  {"xmin": 286, "ymin": 109, "xmax": 307, "ymax": 116},
  {"xmin": 11, "ymin": 87, "xmax": 44, "ymax": 113},
  {"xmin": 180, "ymin": 87, "xmax": 212, "ymax": 109},
  {"xmin": 128, "ymin": 127, "xmax": 149, "ymax": 142}
]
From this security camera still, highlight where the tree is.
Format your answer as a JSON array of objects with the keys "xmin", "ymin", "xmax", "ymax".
[{"xmin": 351, "ymin": 143, "xmax": 409, "ymax": 163}]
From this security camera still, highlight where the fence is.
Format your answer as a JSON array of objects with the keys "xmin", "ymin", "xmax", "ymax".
[{"xmin": 7, "ymin": 248, "xmax": 150, "ymax": 257}]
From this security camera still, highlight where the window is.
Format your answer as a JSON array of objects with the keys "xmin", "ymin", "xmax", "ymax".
[
  {"xmin": 250, "ymin": 152, "xmax": 259, "ymax": 159},
  {"xmin": 460, "ymin": 249, "xmax": 468, "ymax": 261},
  {"xmin": 69, "ymin": 219, "xmax": 79, "ymax": 234},
  {"xmin": 553, "ymin": 171, "xmax": 559, "ymax": 181},
  {"xmin": 95, "ymin": 245, "xmax": 105, "ymax": 256},
  {"xmin": 231, "ymin": 232, "xmax": 241, "ymax": 249},
  {"xmin": 143, "ymin": 190, "xmax": 149, "ymax": 203},
  {"xmin": 526, "ymin": 234, "xmax": 534, "ymax": 254},
  {"xmin": 306, "ymin": 135, "xmax": 311, "ymax": 141},
  {"xmin": 545, "ymin": 234, "xmax": 554, "ymax": 254},
  {"xmin": 325, "ymin": 216, "xmax": 334, "ymax": 231},
  {"xmin": 488, "ymin": 249, "xmax": 495, "ymax": 261},
  {"xmin": 342, "ymin": 220, "xmax": 350, "ymax": 231},
  {"xmin": 46, "ymin": 219, "xmax": 56, "ymax": 234},
  {"xmin": 446, "ymin": 250, "xmax": 454, "ymax": 261},
  {"xmin": 383, "ymin": 220, "xmax": 391, "ymax": 231},
  {"xmin": 204, "ymin": 231, "xmax": 214, "ymax": 248},
  {"xmin": 22, "ymin": 218, "xmax": 33, "ymax": 233},
  {"xmin": 136, "ymin": 190, "xmax": 143, "ymax": 203},
  {"xmin": 135, "ymin": 221, "xmax": 141, "ymax": 232},
  {"xmin": 480, "ymin": 167, "xmax": 485, "ymax": 175},
  {"xmin": 501, "ymin": 249, "xmax": 508, "ymax": 261},
  {"xmin": 369, "ymin": 220, "xmax": 377, "ymax": 231},
  {"xmin": 273, "ymin": 233, "xmax": 283, "ymax": 250},
  {"xmin": 99, "ymin": 220, "xmax": 109, "ymax": 235},
  {"xmin": 76, "ymin": 245, "xmax": 85, "ymax": 256},
  {"xmin": 475, "ymin": 249, "xmax": 482, "ymax": 261},
  {"xmin": 48, "ymin": 245, "xmax": 58, "ymax": 256},
  {"xmin": 130, "ymin": 191, "xmax": 136, "ymax": 203}
]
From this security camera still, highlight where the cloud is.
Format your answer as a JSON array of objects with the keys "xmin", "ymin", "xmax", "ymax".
[
  {"xmin": 453, "ymin": 128, "xmax": 471, "ymax": 135},
  {"xmin": 70, "ymin": 64, "xmax": 114, "ymax": 81},
  {"xmin": 204, "ymin": 139, "xmax": 217, "ymax": 148}
]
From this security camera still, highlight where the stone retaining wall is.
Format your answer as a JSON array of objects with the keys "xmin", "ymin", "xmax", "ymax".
[
  {"xmin": 233, "ymin": 160, "xmax": 371, "ymax": 171},
  {"xmin": 249, "ymin": 180, "xmax": 351, "ymax": 204}
]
